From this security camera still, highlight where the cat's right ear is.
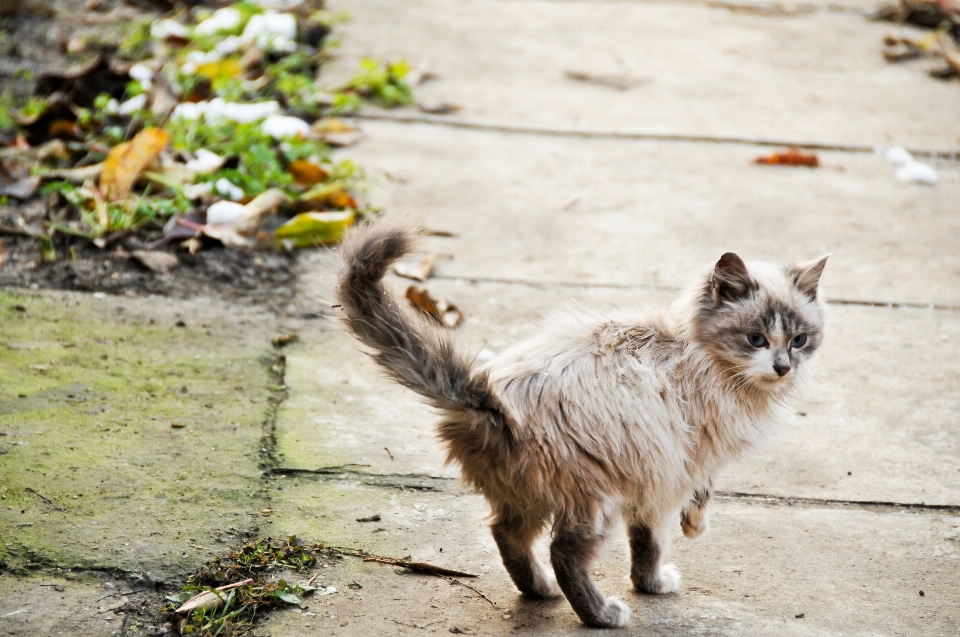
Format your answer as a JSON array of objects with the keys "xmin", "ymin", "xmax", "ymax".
[{"xmin": 711, "ymin": 252, "xmax": 754, "ymax": 304}]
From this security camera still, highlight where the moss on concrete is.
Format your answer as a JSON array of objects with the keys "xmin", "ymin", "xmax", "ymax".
[{"xmin": 0, "ymin": 291, "xmax": 277, "ymax": 577}]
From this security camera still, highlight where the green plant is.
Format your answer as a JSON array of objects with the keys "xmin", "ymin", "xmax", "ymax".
[{"xmin": 335, "ymin": 58, "xmax": 412, "ymax": 111}]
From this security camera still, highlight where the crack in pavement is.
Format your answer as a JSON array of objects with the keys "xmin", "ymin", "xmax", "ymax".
[
  {"xmin": 716, "ymin": 491, "xmax": 960, "ymax": 514},
  {"xmin": 347, "ymin": 112, "xmax": 960, "ymax": 160},
  {"xmin": 271, "ymin": 465, "xmax": 454, "ymax": 492}
]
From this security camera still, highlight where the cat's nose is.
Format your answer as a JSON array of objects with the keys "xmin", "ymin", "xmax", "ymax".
[{"xmin": 773, "ymin": 363, "xmax": 791, "ymax": 377}]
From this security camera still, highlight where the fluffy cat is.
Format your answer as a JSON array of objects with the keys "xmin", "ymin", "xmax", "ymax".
[{"xmin": 336, "ymin": 220, "xmax": 828, "ymax": 628}]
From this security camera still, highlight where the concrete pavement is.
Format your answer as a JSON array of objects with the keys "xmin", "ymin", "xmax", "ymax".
[{"xmin": 2, "ymin": 0, "xmax": 960, "ymax": 635}]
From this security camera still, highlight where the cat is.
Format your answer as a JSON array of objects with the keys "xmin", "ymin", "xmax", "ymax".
[{"xmin": 336, "ymin": 219, "xmax": 828, "ymax": 628}]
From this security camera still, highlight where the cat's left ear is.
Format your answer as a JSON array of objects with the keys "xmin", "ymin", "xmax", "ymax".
[{"xmin": 789, "ymin": 255, "xmax": 830, "ymax": 301}]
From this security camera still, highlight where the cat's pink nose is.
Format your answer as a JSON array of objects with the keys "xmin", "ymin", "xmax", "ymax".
[{"xmin": 774, "ymin": 363, "xmax": 791, "ymax": 377}]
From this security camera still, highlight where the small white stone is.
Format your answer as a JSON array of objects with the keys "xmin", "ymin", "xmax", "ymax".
[
  {"xmin": 206, "ymin": 200, "xmax": 246, "ymax": 225},
  {"xmin": 183, "ymin": 182, "xmax": 214, "ymax": 200},
  {"xmin": 128, "ymin": 63, "xmax": 154, "ymax": 84},
  {"xmin": 261, "ymin": 114, "xmax": 310, "ymax": 139},
  {"xmin": 117, "ymin": 94, "xmax": 148, "ymax": 116},
  {"xmin": 214, "ymin": 179, "xmax": 245, "ymax": 202},
  {"xmin": 896, "ymin": 161, "xmax": 938, "ymax": 185},
  {"xmin": 194, "ymin": 8, "xmax": 242, "ymax": 36},
  {"xmin": 879, "ymin": 146, "xmax": 913, "ymax": 167},
  {"xmin": 243, "ymin": 12, "xmax": 297, "ymax": 41},
  {"xmin": 151, "ymin": 19, "xmax": 189, "ymax": 40},
  {"xmin": 185, "ymin": 149, "xmax": 226, "ymax": 174}
]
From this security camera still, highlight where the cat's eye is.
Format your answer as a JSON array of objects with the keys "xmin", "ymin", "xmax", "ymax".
[
  {"xmin": 747, "ymin": 333, "xmax": 768, "ymax": 348},
  {"xmin": 791, "ymin": 334, "xmax": 807, "ymax": 348}
]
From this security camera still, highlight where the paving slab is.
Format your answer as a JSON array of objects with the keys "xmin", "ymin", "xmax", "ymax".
[
  {"xmin": 260, "ymin": 477, "xmax": 960, "ymax": 636},
  {"xmin": 0, "ymin": 291, "xmax": 278, "ymax": 578},
  {"xmin": 337, "ymin": 121, "xmax": 960, "ymax": 306},
  {"xmin": 326, "ymin": 0, "xmax": 960, "ymax": 150}
]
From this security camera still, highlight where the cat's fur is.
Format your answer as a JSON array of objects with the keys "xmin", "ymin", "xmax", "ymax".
[{"xmin": 336, "ymin": 220, "xmax": 828, "ymax": 628}]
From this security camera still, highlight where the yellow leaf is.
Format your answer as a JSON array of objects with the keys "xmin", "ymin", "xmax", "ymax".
[
  {"xmin": 195, "ymin": 59, "xmax": 243, "ymax": 82},
  {"xmin": 99, "ymin": 128, "xmax": 170, "ymax": 199},
  {"xmin": 275, "ymin": 211, "xmax": 354, "ymax": 248}
]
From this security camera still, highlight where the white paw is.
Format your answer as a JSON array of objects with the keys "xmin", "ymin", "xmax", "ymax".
[
  {"xmin": 657, "ymin": 564, "xmax": 682, "ymax": 593},
  {"xmin": 602, "ymin": 598, "xmax": 631, "ymax": 628}
]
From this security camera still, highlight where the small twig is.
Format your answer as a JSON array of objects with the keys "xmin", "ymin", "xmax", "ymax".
[
  {"xmin": 305, "ymin": 571, "xmax": 322, "ymax": 587},
  {"xmin": 390, "ymin": 618, "xmax": 441, "ymax": 629},
  {"xmin": 94, "ymin": 590, "xmax": 136, "ymax": 603},
  {"xmin": 214, "ymin": 579, "xmax": 253, "ymax": 592},
  {"xmin": 383, "ymin": 447, "xmax": 394, "ymax": 460},
  {"xmin": 439, "ymin": 576, "xmax": 501, "ymax": 610},
  {"xmin": 25, "ymin": 487, "xmax": 64, "ymax": 510},
  {"xmin": 362, "ymin": 556, "xmax": 477, "ymax": 578}
]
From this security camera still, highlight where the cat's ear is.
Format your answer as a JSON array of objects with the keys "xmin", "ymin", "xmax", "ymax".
[
  {"xmin": 789, "ymin": 255, "xmax": 830, "ymax": 301},
  {"xmin": 711, "ymin": 252, "xmax": 753, "ymax": 304}
]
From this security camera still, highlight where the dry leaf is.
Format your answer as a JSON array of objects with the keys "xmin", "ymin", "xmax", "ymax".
[
  {"xmin": 405, "ymin": 285, "xmax": 462, "ymax": 328},
  {"xmin": 393, "ymin": 251, "xmax": 439, "ymax": 282},
  {"xmin": 288, "ymin": 160, "xmax": 329, "ymax": 187},
  {"xmin": 753, "ymin": 148, "xmax": 819, "ymax": 167},
  {"xmin": 564, "ymin": 70, "xmax": 650, "ymax": 90},
  {"xmin": 99, "ymin": 127, "xmax": 170, "ymax": 199},
  {"xmin": 275, "ymin": 210, "xmax": 354, "ymax": 248},
  {"xmin": 132, "ymin": 250, "xmax": 180, "ymax": 273}
]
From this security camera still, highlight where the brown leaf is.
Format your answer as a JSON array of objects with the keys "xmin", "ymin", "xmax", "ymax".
[
  {"xmin": 393, "ymin": 251, "xmax": 439, "ymax": 282},
  {"xmin": 753, "ymin": 147, "xmax": 819, "ymax": 167},
  {"xmin": 405, "ymin": 285, "xmax": 462, "ymax": 328},
  {"xmin": 288, "ymin": 160, "xmax": 329, "ymax": 187},
  {"xmin": 99, "ymin": 127, "xmax": 170, "ymax": 199}
]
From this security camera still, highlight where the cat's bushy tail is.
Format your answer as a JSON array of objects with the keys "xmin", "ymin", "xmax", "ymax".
[{"xmin": 337, "ymin": 220, "xmax": 511, "ymax": 434}]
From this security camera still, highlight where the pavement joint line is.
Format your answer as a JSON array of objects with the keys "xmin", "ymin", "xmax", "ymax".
[
  {"xmin": 430, "ymin": 274, "xmax": 960, "ymax": 312},
  {"xmin": 348, "ymin": 112, "xmax": 960, "ymax": 160},
  {"xmin": 716, "ymin": 491, "xmax": 960, "ymax": 514},
  {"xmin": 533, "ymin": 0, "xmax": 869, "ymax": 14},
  {"xmin": 271, "ymin": 466, "xmax": 452, "ymax": 492}
]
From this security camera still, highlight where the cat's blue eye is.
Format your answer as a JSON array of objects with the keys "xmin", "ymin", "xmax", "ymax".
[
  {"xmin": 747, "ymin": 333, "xmax": 768, "ymax": 348},
  {"xmin": 791, "ymin": 334, "xmax": 807, "ymax": 348}
]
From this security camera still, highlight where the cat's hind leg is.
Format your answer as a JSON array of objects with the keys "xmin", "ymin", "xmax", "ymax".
[
  {"xmin": 680, "ymin": 486, "xmax": 712, "ymax": 539},
  {"xmin": 491, "ymin": 512, "xmax": 561, "ymax": 599},
  {"xmin": 629, "ymin": 519, "xmax": 681, "ymax": 594},
  {"xmin": 550, "ymin": 522, "xmax": 630, "ymax": 628}
]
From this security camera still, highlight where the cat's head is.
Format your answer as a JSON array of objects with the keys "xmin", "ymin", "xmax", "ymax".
[{"xmin": 687, "ymin": 252, "xmax": 829, "ymax": 392}]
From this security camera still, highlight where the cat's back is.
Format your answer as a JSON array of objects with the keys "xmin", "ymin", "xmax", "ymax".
[{"xmin": 486, "ymin": 308, "xmax": 688, "ymax": 443}]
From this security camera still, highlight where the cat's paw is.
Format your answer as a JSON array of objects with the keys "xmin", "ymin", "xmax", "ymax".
[
  {"xmin": 633, "ymin": 564, "xmax": 682, "ymax": 594},
  {"xmin": 681, "ymin": 505, "xmax": 709, "ymax": 539},
  {"xmin": 588, "ymin": 598, "xmax": 630, "ymax": 628}
]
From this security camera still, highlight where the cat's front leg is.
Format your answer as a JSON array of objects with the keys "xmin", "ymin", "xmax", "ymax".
[
  {"xmin": 680, "ymin": 485, "xmax": 712, "ymax": 539},
  {"xmin": 628, "ymin": 520, "xmax": 681, "ymax": 594}
]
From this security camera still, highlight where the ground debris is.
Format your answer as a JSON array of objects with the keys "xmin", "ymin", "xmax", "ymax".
[
  {"xmin": 754, "ymin": 147, "xmax": 819, "ymax": 167},
  {"xmin": 564, "ymin": 70, "xmax": 651, "ymax": 90},
  {"xmin": 0, "ymin": 0, "xmax": 417, "ymax": 294},
  {"xmin": 405, "ymin": 285, "xmax": 463, "ymax": 328},
  {"xmin": 875, "ymin": 0, "xmax": 960, "ymax": 78}
]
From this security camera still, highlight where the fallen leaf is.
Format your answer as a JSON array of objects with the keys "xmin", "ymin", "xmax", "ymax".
[
  {"xmin": 99, "ymin": 127, "xmax": 170, "ymax": 199},
  {"xmin": 289, "ymin": 160, "xmax": 329, "ymax": 187},
  {"xmin": 753, "ymin": 147, "xmax": 819, "ymax": 167},
  {"xmin": 416, "ymin": 102, "xmax": 462, "ymax": 115},
  {"xmin": 276, "ymin": 590, "xmax": 302, "ymax": 605},
  {"xmin": 131, "ymin": 250, "xmax": 180, "ymax": 273},
  {"xmin": 0, "ymin": 242, "xmax": 7, "ymax": 268},
  {"xmin": 195, "ymin": 59, "xmax": 243, "ymax": 83},
  {"xmin": 275, "ymin": 211, "xmax": 354, "ymax": 249},
  {"xmin": 393, "ymin": 251, "xmax": 439, "ymax": 282},
  {"xmin": 564, "ymin": 70, "xmax": 651, "ymax": 90},
  {"xmin": 311, "ymin": 118, "xmax": 362, "ymax": 147},
  {"xmin": 299, "ymin": 184, "xmax": 357, "ymax": 209},
  {"xmin": 48, "ymin": 120, "xmax": 84, "ymax": 141},
  {"xmin": 405, "ymin": 285, "xmax": 463, "ymax": 328},
  {"xmin": 43, "ymin": 163, "xmax": 104, "ymax": 183}
]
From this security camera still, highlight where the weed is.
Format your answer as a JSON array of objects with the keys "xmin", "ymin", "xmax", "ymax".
[{"xmin": 336, "ymin": 58, "xmax": 413, "ymax": 110}]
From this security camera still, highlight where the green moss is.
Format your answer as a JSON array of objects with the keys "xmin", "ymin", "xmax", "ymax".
[{"xmin": 0, "ymin": 292, "xmax": 274, "ymax": 576}]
